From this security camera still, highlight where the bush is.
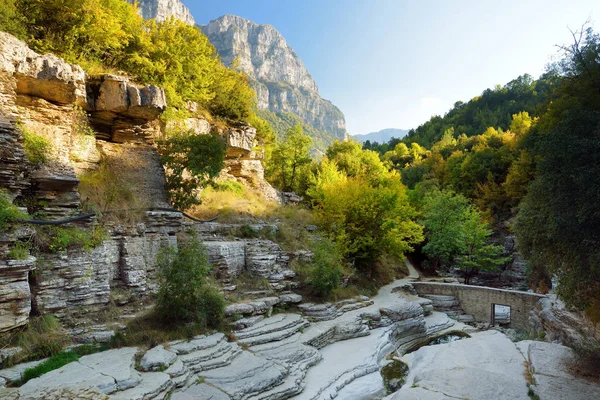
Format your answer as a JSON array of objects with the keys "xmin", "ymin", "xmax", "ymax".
[
  {"xmin": 198, "ymin": 285, "xmax": 226, "ymax": 328},
  {"xmin": 0, "ymin": 191, "xmax": 27, "ymax": 231},
  {"xmin": 311, "ymin": 239, "xmax": 343, "ymax": 297},
  {"xmin": 37, "ymin": 226, "xmax": 107, "ymax": 253},
  {"xmin": 21, "ymin": 127, "xmax": 52, "ymax": 166},
  {"xmin": 155, "ymin": 235, "xmax": 224, "ymax": 328}
]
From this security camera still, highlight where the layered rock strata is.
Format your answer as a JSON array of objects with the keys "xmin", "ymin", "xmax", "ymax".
[{"xmin": 201, "ymin": 15, "xmax": 347, "ymax": 142}]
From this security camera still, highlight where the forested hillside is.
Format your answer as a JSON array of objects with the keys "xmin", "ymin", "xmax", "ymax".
[
  {"xmin": 363, "ymin": 26, "xmax": 600, "ymax": 316},
  {"xmin": 401, "ymin": 73, "xmax": 560, "ymax": 148}
]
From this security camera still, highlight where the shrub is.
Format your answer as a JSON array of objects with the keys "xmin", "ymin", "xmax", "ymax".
[
  {"xmin": 0, "ymin": 191, "xmax": 27, "ymax": 231},
  {"xmin": 155, "ymin": 235, "xmax": 224, "ymax": 328},
  {"xmin": 37, "ymin": 226, "xmax": 107, "ymax": 253},
  {"xmin": 311, "ymin": 239, "xmax": 343, "ymax": 297},
  {"xmin": 198, "ymin": 285, "xmax": 226, "ymax": 329},
  {"xmin": 21, "ymin": 127, "xmax": 52, "ymax": 166}
]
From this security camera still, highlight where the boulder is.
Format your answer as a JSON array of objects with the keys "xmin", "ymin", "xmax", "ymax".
[
  {"xmin": 87, "ymin": 75, "xmax": 166, "ymax": 120},
  {"xmin": 530, "ymin": 294, "xmax": 600, "ymax": 354},
  {"xmin": 140, "ymin": 345, "xmax": 177, "ymax": 371},
  {"xmin": 225, "ymin": 124, "xmax": 256, "ymax": 156}
]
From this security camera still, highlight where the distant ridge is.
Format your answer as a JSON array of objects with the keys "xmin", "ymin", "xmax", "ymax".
[{"xmin": 353, "ymin": 128, "xmax": 409, "ymax": 144}]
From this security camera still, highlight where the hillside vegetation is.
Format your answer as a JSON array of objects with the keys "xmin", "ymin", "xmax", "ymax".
[
  {"xmin": 1, "ymin": 0, "xmax": 598, "ymax": 324},
  {"xmin": 359, "ymin": 26, "xmax": 600, "ymax": 317},
  {"xmin": 0, "ymin": 0, "xmax": 259, "ymax": 123}
]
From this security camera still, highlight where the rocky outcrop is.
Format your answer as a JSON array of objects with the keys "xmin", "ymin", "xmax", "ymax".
[
  {"xmin": 128, "ymin": 0, "xmax": 195, "ymax": 25},
  {"xmin": 0, "ymin": 257, "xmax": 35, "ymax": 332},
  {"xmin": 530, "ymin": 294, "xmax": 600, "ymax": 354},
  {"xmin": 200, "ymin": 15, "xmax": 347, "ymax": 142},
  {"xmin": 86, "ymin": 74, "xmax": 166, "ymax": 143}
]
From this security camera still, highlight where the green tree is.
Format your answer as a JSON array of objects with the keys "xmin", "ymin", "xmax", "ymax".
[
  {"xmin": 313, "ymin": 172, "xmax": 423, "ymax": 272},
  {"xmin": 515, "ymin": 26, "xmax": 600, "ymax": 314},
  {"xmin": 159, "ymin": 131, "xmax": 225, "ymax": 210},
  {"xmin": 509, "ymin": 111, "xmax": 534, "ymax": 136},
  {"xmin": 310, "ymin": 238, "xmax": 343, "ymax": 297},
  {"xmin": 325, "ymin": 140, "xmax": 389, "ymax": 184},
  {"xmin": 458, "ymin": 207, "xmax": 508, "ymax": 284},
  {"xmin": 155, "ymin": 235, "xmax": 224, "ymax": 327},
  {"xmin": 267, "ymin": 124, "xmax": 312, "ymax": 193},
  {"xmin": 0, "ymin": 0, "xmax": 26, "ymax": 38},
  {"xmin": 420, "ymin": 189, "xmax": 471, "ymax": 270}
]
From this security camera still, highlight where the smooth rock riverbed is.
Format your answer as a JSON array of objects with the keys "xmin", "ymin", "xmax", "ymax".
[{"xmin": 3, "ymin": 259, "xmax": 598, "ymax": 400}]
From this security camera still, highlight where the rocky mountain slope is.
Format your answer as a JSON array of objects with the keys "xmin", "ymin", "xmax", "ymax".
[
  {"xmin": 128, "ymin": 0, "xmax": 195, "ymax": 25},
  {"xmin": 200, "ymin": 15, "xmax": 347, "ymax": 146}
]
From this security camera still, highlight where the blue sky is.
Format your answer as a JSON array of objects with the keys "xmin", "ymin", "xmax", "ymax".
[{"xmin": 186, "ymin": 0, "xmax": 597, "ymax": 135}]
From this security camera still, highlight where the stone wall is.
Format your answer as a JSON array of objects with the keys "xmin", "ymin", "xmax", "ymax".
[{"xmin": 412, "ymin": 282, "xmax": 546, "ymax": 330}]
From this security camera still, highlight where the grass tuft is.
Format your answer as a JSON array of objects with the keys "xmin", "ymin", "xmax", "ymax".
[
  {"xmin": 0, "ymin": 191, "xmax": 27, "ymax": 232},
  {"xmin": 21, "ymin": 126, "xmax": 52, "ymax": 166}
]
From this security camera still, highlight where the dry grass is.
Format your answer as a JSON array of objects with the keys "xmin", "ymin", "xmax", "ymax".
[
  {"xmin": 78, "ymin": 157, "xmax": 148, "ymax": 225},
  {"xmin": 189, "ymin": 183, "xmax": 275, "ymax": 223},
  {"xmin": 0, "ymin": 315, "xmax": 72, "ymax": 367},
  {"xmin": 523, "ymin": 360, "xmax": 536, "ymax": 385}
]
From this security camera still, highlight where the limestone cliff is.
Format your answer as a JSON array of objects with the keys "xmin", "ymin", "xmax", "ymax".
[
  {"xmin": 128, "ymin": 0, "xmax": 195, "ymax": 25},
  {"xmin": 200, "ymin": 15, "xmax": 347, "ymax": 144},
  {"xmin": 0, "ymin": 31, "xmax": 279, "ymax": 333}
]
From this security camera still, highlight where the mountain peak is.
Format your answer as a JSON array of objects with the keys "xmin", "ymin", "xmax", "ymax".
[
  {"xmin": 202, "ymin": 15, "xmax": 318, "ymax": 92},
  {"xmin": 129, "ymin": 0, "xmax": 195, "ymax": 25},
  {"xmin": 201, "ymin": 14, "xmax": 347, "ymax": 144}
]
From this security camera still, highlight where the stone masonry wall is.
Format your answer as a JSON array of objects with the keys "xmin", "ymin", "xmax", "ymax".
[{"xmin": 412, "ymin": 282, "xmax": 546, "ymax": 330}]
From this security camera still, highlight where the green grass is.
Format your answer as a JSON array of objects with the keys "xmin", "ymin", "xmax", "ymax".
[
  {"xmin": 21, "ymin": 127, "xmax": 52, "ymax": 166},
  {"xmin": 14, "ymin": 343, "xmax": 112, "ymax": 386},
  {"xmin": 7, "ymin": 241, "xmax": 30, "ymax": 259},
  {"xmin": 36, "ymin": 226, "xmax": 107, "ymax": 253},
  {"xmin": 0, "ymin": 191, "xmax": 27, "ymax": 231},
  {"xmin": 19, "ymin": 351, "xmax": 80, "ymax": 384}
]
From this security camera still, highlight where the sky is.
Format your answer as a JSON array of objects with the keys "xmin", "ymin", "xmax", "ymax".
[{"xmin": 185, "ymin": 0, "xmax": 597, "ymax": 135}]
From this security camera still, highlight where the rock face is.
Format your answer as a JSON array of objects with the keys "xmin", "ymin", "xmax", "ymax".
[
  {"xmin": 200, "ymin": 15, "xmax": 347, "ymax": 142},
  {"xmin": 128, "ymin": 0, "xmax": 195, "ymax": 25},
  {"xmin": 530, "ymin": 294, "xmax": 600, "ymax": 354}
]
